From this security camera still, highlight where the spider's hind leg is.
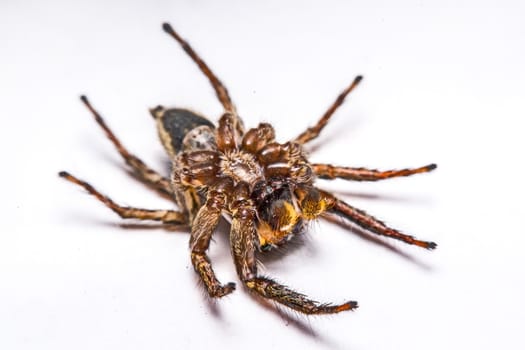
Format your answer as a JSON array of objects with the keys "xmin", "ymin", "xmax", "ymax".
[
  {"xmin": 59, "ymin": 171, "xmax": 186, "ymax": 224},
  {"xmin": 161, "ymin": 23, "xmax": 237, "ymax": 116},
  {"xmin": 293, "ymin": 76, "xmax": 362, "ymax": 145},
  {"xmin": 80, "ymin": 95, "xmax": 174, "ymax": 197}
]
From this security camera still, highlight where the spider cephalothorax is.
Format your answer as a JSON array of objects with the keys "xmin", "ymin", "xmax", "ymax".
[{"xmin": 60, "ymin": 23, "xmax": 437, "ymax": 315}]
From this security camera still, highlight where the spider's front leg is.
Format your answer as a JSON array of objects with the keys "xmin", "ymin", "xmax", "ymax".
[
  {"xmin": 190, "ymin": 185, "xmax": 236, "ymax": 298},
  {"xmin": 312, "ymin": 163, "xmax": 437, "ymax": 182},
  {"xmin": 320, "ymin": 190, "xmax": 437, "ymax": 249},
  {"xmin": 229, "ymin": 183, "xmax": 357, "ymax": 315}
]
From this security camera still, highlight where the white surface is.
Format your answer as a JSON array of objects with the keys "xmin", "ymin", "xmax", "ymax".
[{"xmin": 1, "ymin": 1, "xmax": 524, "ymax": 349}]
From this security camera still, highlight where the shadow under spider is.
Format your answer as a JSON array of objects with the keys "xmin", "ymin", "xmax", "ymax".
[
  {"xmin": 322, "ymin": 213, "xmax": 433, "ymax": 271},
  {"xmin": 118, "ymin": 222, "xmax": 188, "ymax": 233},
  {"xmin": 250, "ymin": 293, "xmax": 322, "ymax": 339},
  {"xmin": 329, "ymin": 189, "xmax": 435, "ymax": 205}
]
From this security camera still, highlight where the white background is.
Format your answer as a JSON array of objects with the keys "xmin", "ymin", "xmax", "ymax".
[{"xmin": 1, "ymin": 1, "xmax": 524, "ymax": 349}]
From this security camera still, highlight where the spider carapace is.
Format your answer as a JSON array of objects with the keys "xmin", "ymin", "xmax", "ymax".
[{"xmin": 59, "ymin": 23, "xmax": 437, "ymax": 315}]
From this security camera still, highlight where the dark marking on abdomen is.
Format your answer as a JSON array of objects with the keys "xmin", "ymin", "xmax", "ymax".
[{"xmin": 151, "ymin": 106, "xmax": 215, "ymax": 156}]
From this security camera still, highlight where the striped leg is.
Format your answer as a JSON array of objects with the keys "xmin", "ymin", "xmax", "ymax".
[
  {"xmin": 59, "ymin": 171, "xmax": 185, "ymax": 224},
  {"xmin": 313, "ymin": 163, "xmax": 437, "ymax": 181},
  {"xmin": 294, "ymin": 76, "xmax": 362, "ymax": 145},
  {"xmin": 321, "ymin": 191, "xmax": 436, "ymax": 249},
  {"xmin": 80, "ymin": 95, "xmax": 174, "ymax": 197}
]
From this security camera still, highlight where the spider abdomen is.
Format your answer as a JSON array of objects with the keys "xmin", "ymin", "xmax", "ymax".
[{"xmin": 151, "ymin": 106, "xmax": 216, "ymax": 157}]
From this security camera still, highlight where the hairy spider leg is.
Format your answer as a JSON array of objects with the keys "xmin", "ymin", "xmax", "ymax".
[
  {"xmin": 162, "ymin": 23, "xmax": 237, "ymax": 116},
  {"xmin": 320, "ymin": 191, "xmax": 437, "ymax": 249},
  {"xmin": 229, "ymin": 198, "xmax": 358, "ymax": 314},
  {"xmin": 312, "ymin": 163, "xmax": 437, "ymax": 181},
  {"xmin": 216, "ymin": 112, "xmax": 242, "ymax": 152},
  {"xmin": 190, "ymin": 189, "xmax": 236, "ymax": 297},
  {"xmin": 58, "ymin": 171, "xmax": 186, "ymax": 224},
  {"xmin": 80, "ymin": 95, "xmax": 174, "ymax": 197},
  {"xmin": 294, "ymin": 75, "xmax": 363, "ymax": 145}
]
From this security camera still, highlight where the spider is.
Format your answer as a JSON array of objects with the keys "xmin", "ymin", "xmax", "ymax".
[{"xmin": 59, "ymin": 23, "xmax": 437, "ymax": 315}]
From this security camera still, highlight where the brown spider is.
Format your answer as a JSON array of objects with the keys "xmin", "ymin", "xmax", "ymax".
[{"xmin": 59, "ymin": 23, "xmax": 437, "ymax": 315}]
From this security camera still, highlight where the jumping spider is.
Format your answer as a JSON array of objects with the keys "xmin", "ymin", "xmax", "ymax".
[{"xmin": 59, "ymin": 23, "xmax": 437, "ymax": 315}]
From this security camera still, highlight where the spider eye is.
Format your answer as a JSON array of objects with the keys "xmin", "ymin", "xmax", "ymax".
[{"xmin": 260, "ymin": 244, "xmax": 272, "ymax": 252}]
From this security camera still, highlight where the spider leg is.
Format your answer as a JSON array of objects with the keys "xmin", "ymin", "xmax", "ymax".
[
  {"xmin": 230, "ymin": 199, "xmax": 358, "ymax": 315},
  {"xmin": 313, "ymin": 163, "xmax": 437, "ymax": 181},
  {"xmin": 80, "ymin": 95, "xmax": 173, "ymax": 197},
  {"xmin": 162, "ymin": 23, "xmax": 237, "ymax": 115},
  {"xmin": 190, "ymin": 189, "xmax": 236, "ymax": 297},
  {"xmin": 320, "ymin": 190, "xmax": 437, "ymax": 249},
  {"xmin": 58, "ymin": 171, "xmax": 186, "ymax": 224},
  {"xmin": 216, "ymin": 112, "xmax": 243, "ymax": 152},
  {"xmin": 293, "ymin": 76, "xmax": 362, "ymax": 145}
]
